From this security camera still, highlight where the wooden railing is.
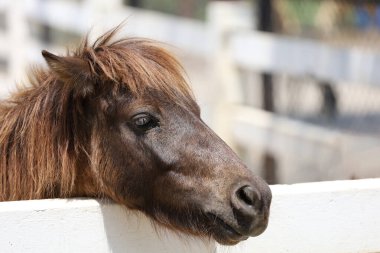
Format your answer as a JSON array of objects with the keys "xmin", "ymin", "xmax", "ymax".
[{"xmin": 1, "ymin": 178, "xmax": 380, "ymax": 253}]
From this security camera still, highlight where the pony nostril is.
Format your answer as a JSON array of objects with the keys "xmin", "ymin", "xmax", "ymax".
[
  {"xmin": 238, "ymin": 186, "xmax": 256, "ymax": 206},
  {"xmin": 232, "ymin": 185, "xmax": 262, "ymax": 215}
]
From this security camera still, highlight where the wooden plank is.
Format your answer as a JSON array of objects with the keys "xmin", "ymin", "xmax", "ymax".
[
  {"xmin": 1, "ymin": 179, "xmax": 380, "ymax": 253},
  {"xmin": 24, "ymin": 0, "xmax": 211, "ymax": 56},
  {"xmin": 231, "ymin": 105, "xmax": 343, "ymax": 155},
  {"xmin": 0, "ymin": 199, "xmax": 215, "ymax": 253},
  {"xmin": 230, "ymin": 31, "xmax": 380, "ymax": 86}
]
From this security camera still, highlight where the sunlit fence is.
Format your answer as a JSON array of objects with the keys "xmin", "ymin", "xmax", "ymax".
[{"xmin": 1, "ymin": 179, "xmax": 380, "ymax": 253}]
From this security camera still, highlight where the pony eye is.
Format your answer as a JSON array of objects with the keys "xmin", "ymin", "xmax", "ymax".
[{"xmin": 132, "ymin": 113, "xmax": 159, "ymax": 132}]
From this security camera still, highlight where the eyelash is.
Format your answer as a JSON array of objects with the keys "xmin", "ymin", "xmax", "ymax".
[{"xmin": 131, "ymin": 113, "xmax": 160, "ymax": 132}]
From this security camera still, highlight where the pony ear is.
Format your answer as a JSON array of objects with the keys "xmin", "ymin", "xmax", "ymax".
[{"xmin": 42, "ymin": 50, "xmax": 92, "ymax": 81}]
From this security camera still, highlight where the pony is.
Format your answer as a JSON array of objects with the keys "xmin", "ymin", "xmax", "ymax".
[{"xmin": 0, "ymin": 26, "xmax": 271, "ymax": 245}]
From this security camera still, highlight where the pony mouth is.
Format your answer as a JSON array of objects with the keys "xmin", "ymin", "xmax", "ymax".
[{"xmin": 207, "ymin": 213, "xmax": 249, "ymax": 245}]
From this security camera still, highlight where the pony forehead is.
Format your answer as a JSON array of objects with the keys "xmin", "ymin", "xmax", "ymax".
[{"xmin": 72, "ymin": 29, "xmax": 196, "ymax": 105}]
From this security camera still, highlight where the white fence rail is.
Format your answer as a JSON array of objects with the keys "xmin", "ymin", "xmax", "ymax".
[
  {"xmin": 0, "ymin": 199, "xmax": 214, "ymax": 253},
  {"xmin": 231, "ymin": 31, "xmax": 380, "ymax": 87},
  {"xmin": 1, "ymin": 178, "xmax": 380, "ymax": 253},
  {"xmin": 24, "ymin": 0, "xmax": 211, "ymax": 56}
]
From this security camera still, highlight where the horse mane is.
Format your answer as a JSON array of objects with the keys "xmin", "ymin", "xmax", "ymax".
[{"xmin": 0, "ymin": 26, "xmax": 196, "ymax": 201}]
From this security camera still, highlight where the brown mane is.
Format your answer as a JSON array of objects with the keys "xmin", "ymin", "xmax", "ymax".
[{"xmin": 0, "ymin": 27, "xmax": 196, "ymax": 201}]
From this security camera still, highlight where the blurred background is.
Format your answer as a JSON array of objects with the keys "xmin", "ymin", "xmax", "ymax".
[{"xmin": 0, "ymin": 0, "xmax": 380, "ymax": 184}]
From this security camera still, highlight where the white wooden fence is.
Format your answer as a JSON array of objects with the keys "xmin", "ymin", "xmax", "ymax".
[{"xmin": 1, "ymin": 178, "xmax": 380, "ymax": 253}]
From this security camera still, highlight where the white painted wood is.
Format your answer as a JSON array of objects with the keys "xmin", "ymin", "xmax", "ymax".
[
  {"xmin": 23, "ymin": 0, "xmax": 211, "ymax": 57},
  {"xmin": 0, "ymin": 199, "xmax": 215, "ymax": 253},
  {"xmin": 1, "ymin": 179, "xmax": 380, "ymax": 253},
  {"xmin": 205, "ymin": 1, "xmax": 252, "ymax": 146},
  {"xmin": 231, "ymin": 105, "xmax": 343, "ymax": 152},
  {"xmin": 231, "ymin": 31, "xmax": 380, "ymax": 86}
]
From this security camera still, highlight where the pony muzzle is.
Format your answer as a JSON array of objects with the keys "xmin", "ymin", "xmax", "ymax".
[{"xmin": 206, "ymin": 180, "xmax": 271, "ymax": 245}]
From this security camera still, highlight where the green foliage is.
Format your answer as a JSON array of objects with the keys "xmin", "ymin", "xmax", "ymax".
[{"xmin": 124, "ymin": 0, "xmax": 208, "ymax": 20}]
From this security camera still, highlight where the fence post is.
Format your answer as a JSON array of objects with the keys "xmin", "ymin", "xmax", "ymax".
[
  {"xmin": 257, "ymin": 0, "xmax": 278, "ymax": 184},
  {"xmin": 206, "ymin": 0, "xmax": 252, "ymax": 147},
  {"xmin": 7, "ymin": 0, "xmax": 28, "ymax": 86}
]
